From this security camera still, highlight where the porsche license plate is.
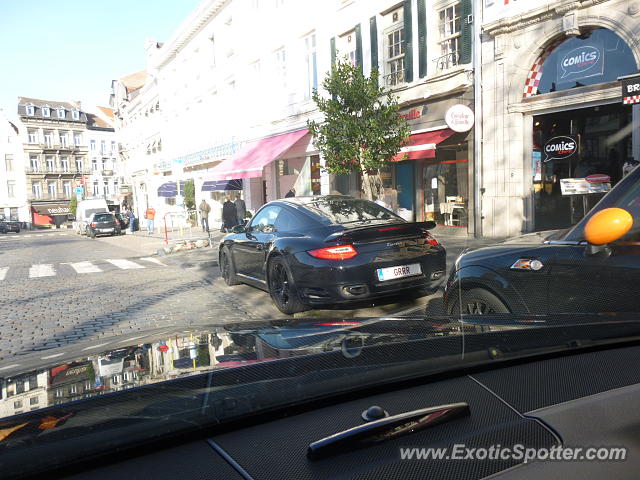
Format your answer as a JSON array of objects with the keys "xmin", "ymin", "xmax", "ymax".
[{"xmin": 376, "ymin": 263, "xmax": 422, "ymax": 282}]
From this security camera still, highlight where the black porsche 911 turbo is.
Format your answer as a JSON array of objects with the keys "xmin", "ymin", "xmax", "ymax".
[{"xmin": 219, "ymin": 195, "xmax": 446, "ymax": 314}]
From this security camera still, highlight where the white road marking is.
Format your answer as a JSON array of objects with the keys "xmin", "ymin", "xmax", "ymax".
[
  {"xmin": 0, "ymin": 267, "xmax": 8, "ymax": 281},
  {"xmin": 41, "ymin": 352, "xmax": 65, "ymax": 359},
  {"xmin": 0, "ymin": 364, "xmax": 19, "ymax": 371},
  {"xmin": 29, "ymin": 264, "xmax": 56, "ymax": 278},
  {"xmin": 23, "ymin": 235, "xmax": 32, "ymax": 238},
  {"xmin": 140, "ymin": 257, "xmax": 166, "ymax": 266},
  {"xmin": 35, "ymin": 234, "xmax": 44, "ymax": 237},
  {"xmin": 69, "ymin": 261, "xmax": 102, "ymax": 274},
  {"xmin": 106, "ymin": 259, "xmax": 145, "ymax": 270},
  {"xmin": 119, "ymin": 334, "xmax": 148, "ymax": 344},
  {"xmin": 82, "ymin": 342, "xmax": 111, "ymax": 351}
]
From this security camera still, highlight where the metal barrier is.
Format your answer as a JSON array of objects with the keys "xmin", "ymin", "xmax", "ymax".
[{"xmin": 162, "ymin": 210, "xmax": 195, "ymax": 244}]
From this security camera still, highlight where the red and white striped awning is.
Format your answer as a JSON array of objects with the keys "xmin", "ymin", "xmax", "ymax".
[{"xmin": 392, "ymin": 128, "xmax": 456, "ymax": 161}]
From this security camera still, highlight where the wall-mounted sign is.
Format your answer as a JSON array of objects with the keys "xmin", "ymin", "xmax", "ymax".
[
  {"xmin": 560, "ymin": 178, "xmax": 611, "ymax": 195},
  {"xmin": 557, "ymin": 42, "xmax": 604, "ymax": 84},
  {"xmin": 445, "ymin": 104, "xmax": 474, "ymax": 133},
  {"xmin": 543, "ymin": 135, "xmax": 578, "ymax": 162},
  {"xmin": 622, "ymin": 74, "xmax": 640, "ymax": 105},
  {"xmin": 399, "ymin": 108, "xmax": 423, "ymax": 121}
]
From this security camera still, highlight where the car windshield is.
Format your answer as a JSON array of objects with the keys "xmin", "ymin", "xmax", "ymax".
[{"xmin": 1, "ymin": 0, "xmax": 639, "ymax": 477}]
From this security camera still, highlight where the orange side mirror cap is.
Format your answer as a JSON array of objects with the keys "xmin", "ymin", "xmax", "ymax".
[{"xmin": 584, "ymin": 208, "xmax": 633, "ymax": 246}]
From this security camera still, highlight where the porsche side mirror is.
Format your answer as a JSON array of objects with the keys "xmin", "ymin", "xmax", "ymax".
[
  {"xmin": 231, "ymin": 225, "xmax": 246, "ymax": 234},
  {"xmin": 584, "ymin": 208, "xmax": 633, "ymax": 246}
]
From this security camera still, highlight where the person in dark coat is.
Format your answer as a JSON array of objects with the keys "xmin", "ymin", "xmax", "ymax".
[
  {"xmin": 285, "ymin": 188, "xmax": 296, "ymax": 198},
  {"xmin": 222, "ymin": 195, "xmax": 238, "ymax": 232}
]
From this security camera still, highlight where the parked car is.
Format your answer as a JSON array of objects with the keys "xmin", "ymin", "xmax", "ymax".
[
  {"xmin": 0, "ymin": 220, "xmax": 21, "ymax": 234},
  {"xmin": 75, "ymin": 198, "xmax": 109, "ymax": 235},
  {"xmin": 443, "ymin": 165, "xmax": 640, "ymax": 315},
  {"xmin": 219, "ymin": 195, "xmax": 446, "ymax": 314},
  {"xmin": 86, "ymin": 212, "xmax": 120, "ymax": 238},
  {"xmin": 114, "ymin": 212, "xmax": 128, "ymax": 234}
]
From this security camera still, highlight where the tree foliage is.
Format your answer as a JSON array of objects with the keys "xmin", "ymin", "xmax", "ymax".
[
  {"xmin": 69, "ymin": 196, "xmax": 78, "ymax": 217},
  {"xmin": 308, "ymin": 59, "xmax": 410, "ymax": 200},
  {"xmin": 183, "ymin": 179, "xmax": 195, "ymax": 210}
]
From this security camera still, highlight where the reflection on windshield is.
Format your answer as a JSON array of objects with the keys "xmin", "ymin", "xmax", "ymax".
[{"xmin": 306, "ymin": 197, "xmax": 401, "ymax": 224}]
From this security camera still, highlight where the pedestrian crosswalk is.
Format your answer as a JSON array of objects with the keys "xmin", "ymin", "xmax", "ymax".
[
  {"xmin": 0, "ymin": 232, "xmax": 70, "ymax": 241},
  {"xmin": 1, "ymin": 257, "xmax": 167, "ymax": 282}
]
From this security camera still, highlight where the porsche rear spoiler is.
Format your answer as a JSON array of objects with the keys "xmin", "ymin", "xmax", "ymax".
[{"xmin": 324, "ymin": 221, "xmax": 437, "ymax": 243}]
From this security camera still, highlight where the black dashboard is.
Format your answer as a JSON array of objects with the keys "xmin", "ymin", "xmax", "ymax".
[{"xmin": 61, "ymin": 343, "xmax": 640, "ymax": 480}]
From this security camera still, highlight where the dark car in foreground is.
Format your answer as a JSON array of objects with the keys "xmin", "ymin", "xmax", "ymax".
[
  {"xmin": 86, "ymin": 212, "xmax": 120, "ymax": 238},
  {"xmin": 219, "ymin": 195, "xmax": 446, "ymax": 314},
  {"xmin": 444, "ymin": 166, "xmax": 640, "ymax": 315},
  {"xmin": 0, "ymin": 220, "xmax": 21, "ymax": 234}
]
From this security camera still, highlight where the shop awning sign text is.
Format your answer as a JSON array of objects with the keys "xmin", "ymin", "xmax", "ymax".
[
  {"xmin": 557, "ymin": 42, "xmax": 604, "ymax": 84},
  {"xmin": 622, "ymin": 75, "xmax": 640, "ymax": 105}
]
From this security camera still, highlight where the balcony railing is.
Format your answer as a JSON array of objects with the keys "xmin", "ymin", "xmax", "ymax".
[
  {"xmin": 433, "ymin": 51, "xmax": 461, "ymax": 72},
  {"xmin": 25, "ymin": 142, "xmax": 87, "ymax": 151},
  {"xmin": 384, "ymin": 70, "xmax": 405, "ymax": 88},
  {"xmin": 27, "ymin": 192, "xmax": 73, "ymax": 201},
  {"xmin": 25, "ymin": 166, "xmax": 92, "ymax": 175}
]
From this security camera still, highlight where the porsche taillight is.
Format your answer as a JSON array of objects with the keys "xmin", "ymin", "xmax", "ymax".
[{"xmin": 308, "ymin": 244, "xmax": 358, "ymax": 260}]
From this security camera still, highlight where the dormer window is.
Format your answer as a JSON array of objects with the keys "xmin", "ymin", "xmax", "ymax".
[
  {"xmin": 42, "ymin": 106, "xmax": 50, "ymax": 117},
  {"xmin": 71, "ymin": 110, "xmax": 80, "ymax": 120},
  {"xmin": 57, "ymin": 108, "xmax": 65, "ymax": 119},
  {"xmin": 26, "ymin": 104, "xmax": 35, "ymax": 115}
]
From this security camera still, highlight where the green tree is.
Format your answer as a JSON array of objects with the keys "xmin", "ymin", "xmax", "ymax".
[
  {"xmin": 69, "ymin": 196, "xmax": 78, "ymax": 218},
  {"xmin": 308, "ymin": 59, "xmax": 410, "ymax": 201},
  {"xmin": 183, "ymin": 179, "xmax": 195, "ymax": 210}
]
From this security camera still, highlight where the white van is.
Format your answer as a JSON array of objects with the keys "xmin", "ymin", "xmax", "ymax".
[{"xmin": 74, "ymin": 199, "xmax": 109, "ymax": 235}]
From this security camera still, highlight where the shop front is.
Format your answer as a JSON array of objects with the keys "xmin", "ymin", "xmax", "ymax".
[
  {"xmin": 386, "ymin": 95, "xmax": 475, "ymax": 234},
  {"xmin": 523, "ymin": 27, "xmax": 638, "ymax": 231},
  {"xmin": 31, "ymin": 203, "xmax": 71, "ymax": 227}
]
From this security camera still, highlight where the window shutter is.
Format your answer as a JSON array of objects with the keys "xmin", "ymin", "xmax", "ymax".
[
  {"xmin": 355, "ymin": 24, "xmax": 363, "ymax": 73},
  {"xmin": 417, "ymin": 0, "xmax": 427, "ymax": 77},
  {"xmin": 330, "ymin": 37, "xmax": 337, "ymax": 68},
  {"xmin": 370, "ymin": 16, "xmax": 378, "ymax": 75},
  {"xmin": 403, "ymin": 0, "xmax": 413, "ymax": 83},
  {"xmin": 460, "ymin": 0, "xmax": 473, "ymax": 64}
]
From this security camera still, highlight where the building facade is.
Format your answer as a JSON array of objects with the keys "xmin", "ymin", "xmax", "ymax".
[
  {"xmin": 15, "ymin": 98, "xmax": 91, "ymax": 226},
  {"xmin": 0, "ymin": 110, "xmax": 28, "ymax": 222},
  {"xmin": 112, "ymin": 0, "xmax": 476, "ymax": 234},
  {"xmin": 479, "ymin": 0, "xmax": 639, "ymax": 237},
  {"xmin": 85, "ymin": 108, "xmax": 121, "ymax": 206}
]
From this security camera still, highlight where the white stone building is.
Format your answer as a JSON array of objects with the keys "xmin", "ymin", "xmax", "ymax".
[
  {"xmin": 85, "ymin": 107, "xmax": 121, "ymax": 205},
  {"xmin": 479, "ymin": 0, "xmax": 639, "ymax": 236},
  {"xmin": 0, "ymin": 110, "xmax": 29, "ymax": 222}
]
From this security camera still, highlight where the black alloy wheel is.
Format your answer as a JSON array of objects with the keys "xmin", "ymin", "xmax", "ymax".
[
  {"xmin": 451, "ymin": 288, "xmax": 509, "ymax": 315},
  {"xmin": 267, "ymin": 257, "xmax": 305, "ymax": 315},
  {"xmin": 220, "ymin": 249, "xmax": 239, "ymax": 286}
]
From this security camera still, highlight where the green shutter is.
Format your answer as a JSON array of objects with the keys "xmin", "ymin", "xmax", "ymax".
[
  {"xmin": 370, "ymin": 16, "xmax": 378, "ymax": 74},
  {"xmin": 403, "ymin": 0, "xmax": 413, "ymax": 83},
  {"xmin": 460, "ymin": 0, "xmax": 473, "ymax": 64},
  {"xmin": 330, "ymin": 37, "xmax": 336, "ymax": 68},
  {"xmin": 355, "ymin": 24, "xmax": 363, "ymax": 73},
  {"xmin": 417, "ymin": 0, "xmax": 427, "ymax": 77}
]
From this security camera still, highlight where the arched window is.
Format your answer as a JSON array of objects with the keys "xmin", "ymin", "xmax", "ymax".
[{"xmin": 524, "ymin": 28, "xmax": 637, "ymax": 98}]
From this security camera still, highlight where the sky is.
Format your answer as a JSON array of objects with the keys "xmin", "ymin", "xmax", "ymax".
[{"xmin": 0, "ymin": 0, "xmax": 201, "ymax": 120}]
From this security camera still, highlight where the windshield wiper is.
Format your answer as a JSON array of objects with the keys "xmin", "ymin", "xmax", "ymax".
[{"xmin": 307, "ymin": 402, "xmax": 470, "ymax": 460}]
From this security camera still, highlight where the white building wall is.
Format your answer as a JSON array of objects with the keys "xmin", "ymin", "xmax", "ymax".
[{"xmin": 0, "ymin": 111, "xmax": 29, "ymax": 222}]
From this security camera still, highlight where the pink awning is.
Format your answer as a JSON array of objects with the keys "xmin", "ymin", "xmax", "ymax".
[{"xmin": 206, "ymin": 129, "xmax": 309, "ymax": 180}]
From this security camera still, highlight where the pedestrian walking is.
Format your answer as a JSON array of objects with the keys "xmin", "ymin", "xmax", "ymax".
[
  {"xmin": 222, "ymin": 195, "xmax": 237, "ymax": 233},
  {"xmin": 285, "ymin": 187, "xmax": 296, "ymax": 198},
  {"xmin": 145, "ymin": 206, "xmax": 156, "ymax": 235},
  {"xmin": 234, "ymin": 194, "xmax": 246, "ymax": 225},
  {"xmin": 199, "ymin": 199, "xmax": 211, "ymax": 232},
  {"xmin": 125, "ymin": 208, "xmax": 135, "ymax": 235}
]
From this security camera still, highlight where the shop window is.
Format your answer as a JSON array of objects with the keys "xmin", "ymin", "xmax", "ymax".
[{"xmin": 528, "ymin": 28, "xmax": 637, "ymax": 97}]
